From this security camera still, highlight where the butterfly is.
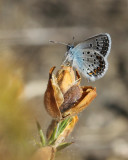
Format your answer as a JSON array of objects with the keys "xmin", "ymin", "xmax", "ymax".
[
  {"xmin": 50, "ymin": 33, "xmax": 111, "ymax": 81},
  {"xmin": 63, "ymin": 33, "xmax": 111, "ymax": 81}
]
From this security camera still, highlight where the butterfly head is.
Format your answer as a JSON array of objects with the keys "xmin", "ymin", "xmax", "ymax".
[{"xmin": 67, "ymin": 45, "xmax": 74, "ymax": 51}]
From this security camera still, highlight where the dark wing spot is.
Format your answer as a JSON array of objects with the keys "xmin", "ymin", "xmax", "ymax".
[
  {"xmin": 90, "ymin": 44, "xmax": 92, "ymax": 47},
  {"xmin": 97, "ymin": 42, "xmax": 100, "ymax": 47},
  {"xmin": 87, "ymin": 51, "xmax": 90, "ymax": 54},
  {"xmin": 96, "ymin": 56, "xmax": 102, "ymax": 60}
]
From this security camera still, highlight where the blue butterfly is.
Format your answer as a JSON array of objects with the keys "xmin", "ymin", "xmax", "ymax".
[{"xmin": 51, "ymin": 33, "xmax": 111, "ymax": 81}]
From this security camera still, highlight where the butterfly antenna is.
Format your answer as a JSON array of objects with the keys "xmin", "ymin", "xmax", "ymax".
[
  {"xmin": 49, "ymin": 40, "xmax": 71, "ymax": 48},
  {"xmin": 72, "ymin": 36, "xmax": 75, "ymax": 46}
]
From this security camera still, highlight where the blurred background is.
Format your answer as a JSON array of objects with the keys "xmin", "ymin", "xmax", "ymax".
[{"xmin": 0, "ymin": 0, "xmax": 128, "ymax": 160}]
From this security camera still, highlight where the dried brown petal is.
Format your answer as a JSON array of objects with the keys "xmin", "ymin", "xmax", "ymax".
[
  {"xmin": 60, "ymin": 84, "xmax": 83, "ymax": 113},
  {"xmin": 57, "ymin": 66, "xmax": 75, "ymax": 94},
  {"xmin": 52, "ymin": 74, "xmax": 64, "ymax": 107},
  {"xmin": 63, "ymin": 87, "xmax": 97, "ymax": 117},
  {"xmin": 44, "ymin": 67, "xmax": 63, "ymax": 118}
]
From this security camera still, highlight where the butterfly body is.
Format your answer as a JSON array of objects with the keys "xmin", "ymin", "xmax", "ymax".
[{"xmin": 64, "ymin": 33, "xmax": 111, "ymax": 81}]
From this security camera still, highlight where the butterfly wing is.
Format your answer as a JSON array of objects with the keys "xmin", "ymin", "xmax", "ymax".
[
  {"xmin": 75, "ymin": 33, "xmax": 111, "ymax": 57},
  {"xmin": 64, "ymin": 33, "xmax": 111, "ymax": 81},
  {"xmin": 72, "ymin": 48, "xmax": 108, "ymax": 81}
]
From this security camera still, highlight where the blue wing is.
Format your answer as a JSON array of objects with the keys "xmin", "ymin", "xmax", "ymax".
[
  {"xmin": 72, "ymin": 48, "xmax": 108, "ymax": 81},
  {"xmin": 75, "ymin": 33, "xmax": 111, "ymax": 57},
  {"xmin": 64, "ymin": 33, "xmax": 111, "ymax": 81}
]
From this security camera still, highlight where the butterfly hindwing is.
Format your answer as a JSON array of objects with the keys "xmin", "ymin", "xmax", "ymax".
[{"xmin": 72, "ymin": 48, "xmax": 108, "ymax": 81}]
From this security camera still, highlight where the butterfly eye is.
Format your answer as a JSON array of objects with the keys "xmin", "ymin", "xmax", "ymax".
[
  {"xmin": 67, "ymin": 45, "xmax": 74, "ymax": 51},
  {"xmin": 67, "ymin": 45, "xmax": 71, "ymax": 51}
]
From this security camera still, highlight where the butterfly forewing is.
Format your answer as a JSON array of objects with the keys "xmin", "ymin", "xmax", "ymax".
[{"xmin": 75, "ymin": 33, "xmax": 111, "ymax": 57}]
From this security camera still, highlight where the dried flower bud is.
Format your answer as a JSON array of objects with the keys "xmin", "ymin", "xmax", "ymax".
[{"xmin": 44, "ymin": 66, "xmax": 97, "ymax": 119}]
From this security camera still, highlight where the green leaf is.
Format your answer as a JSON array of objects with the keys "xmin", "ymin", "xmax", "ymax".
[
  {"xmin": 57, "ymin": 142, "xmax": 74, "ymax": 151},
  {"xmin": 57, "ymin": 117, "xmax": 73, "ymax": 137},
  {"xmin": 36, "ymin": 121, "xmax": 46, "ymax": 147},
  {"xmin": 48, "ymin": 125, "xmax": 58, "ymax": 145},
  {"xmin": 48, "ymin": 117, "xmax": 73, "ymax": 145}
]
